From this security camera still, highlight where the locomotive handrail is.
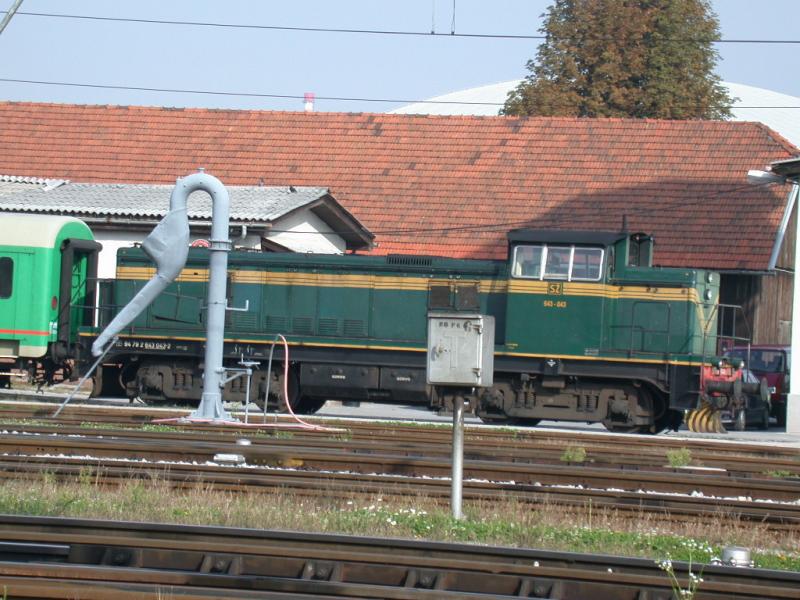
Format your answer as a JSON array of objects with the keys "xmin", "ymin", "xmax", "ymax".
[{"xmin": 699, "ymin": 302, "xmax": 752, "ymax": 362}]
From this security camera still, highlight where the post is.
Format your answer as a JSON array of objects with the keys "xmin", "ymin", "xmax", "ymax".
[
  {"xmin": 788, "ymin": 182, "xmax": 800, "ymax": 434},
  {"xmin": 451, "ymin": 395, "xmax": 465, "ymax": 520}
]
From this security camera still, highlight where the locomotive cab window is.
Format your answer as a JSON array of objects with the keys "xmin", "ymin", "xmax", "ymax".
[
  {"xmin": 512, "ymin": 244, "xmax": 603, "ymax": 282},
  {"xmin": 0, "ymin": 256, "xmax": 12, "ymax": 298}
]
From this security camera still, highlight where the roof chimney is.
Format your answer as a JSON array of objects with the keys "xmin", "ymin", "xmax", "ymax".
[{"xmin": 304, "ymin": 92, "xmax": 315, "ymax": 112}]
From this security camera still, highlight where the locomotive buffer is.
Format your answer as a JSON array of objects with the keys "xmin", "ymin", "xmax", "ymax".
[{"xmin": 426, "ymin": 313, "xmax": 494, "ymax": 520}]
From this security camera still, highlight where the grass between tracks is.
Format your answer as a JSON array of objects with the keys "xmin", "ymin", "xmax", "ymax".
[{"xmin": 0, "ymin": 471, "xmax": 797, "ymax": 572}]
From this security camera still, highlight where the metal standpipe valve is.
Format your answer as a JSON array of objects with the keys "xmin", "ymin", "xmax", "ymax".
[{"xmin": 711, "ymin": 546, "xmax": 754, "ymax": 568}]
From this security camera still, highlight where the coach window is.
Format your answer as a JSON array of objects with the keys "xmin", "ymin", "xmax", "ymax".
[
  {"xmin": 512, "ymin": 245, "xmax": 543, "ymax": 278},
  {"xmin": 571, "ymin": 247, "xmax": 604, "ymax": 281},
  {"xmin": 0, "ymin": 257, "xmax": 12, "ymax": 298}
]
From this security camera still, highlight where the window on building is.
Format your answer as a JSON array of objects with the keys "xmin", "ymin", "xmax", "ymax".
[{"xmin": 0, "ymin": 257, "xmax": 12, "ymax": 298}]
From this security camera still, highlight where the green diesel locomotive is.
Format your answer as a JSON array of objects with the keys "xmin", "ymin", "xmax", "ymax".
[
  {"xmin": 84, "ymin": 228, "xmax": 739, "ymax": 433},
  {"xmin": 0, "ymin": 214, "xmax": 100, "ymax": 387}
]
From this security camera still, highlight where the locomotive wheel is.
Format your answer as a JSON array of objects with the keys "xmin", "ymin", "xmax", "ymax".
[
  {"xmin": 602, "ymin": 386, "xmax": 663, "ymax": 434},
  {"xmin": 257, "ymin": 367, "xmax": 299, "ymax": 412},
  {"xmin": 295, "ymin": 396, "xmax": 327, "ymax": 415},
  {"xmin": 478, "ymin": 414, "xmax": 520, "ymax": 425},
  {"xmin": 478, "ymin": 415, "xmax": 542, "ymax": 427},
  {"xmin": 602, "ymin": 422, "xmax": 652, "ymax": 435},
  {"xmin": 260, "ymin": 367, "xmax": 325, "ymax": 414},
  {"xmin": 92, "ymin": 364, "xmax": 126, "ymax": 398}
]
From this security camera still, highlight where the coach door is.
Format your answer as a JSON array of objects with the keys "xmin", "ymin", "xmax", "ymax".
[{"xmin": 0, "ymin": 251, "xmax": 35, "ymax": 357}]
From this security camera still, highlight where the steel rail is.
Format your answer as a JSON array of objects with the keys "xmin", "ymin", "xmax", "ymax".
[
  {"xmin": 0, "ymin": 515, "xmax": 797, "ymax": 599},
  {"xmin": 2, "ymin": 400, "xmax": 800, "ymax": 475},
  {"xmin": 1, "ymin": 430, "xmax": 798, "ymax": 503},
  {"xmin": 1, "ymin": 455, "xmax": 798, "ymax": 531},
  {"xmin": 5, "ymin": 421, "xmax": 800, "ymax": 478}
]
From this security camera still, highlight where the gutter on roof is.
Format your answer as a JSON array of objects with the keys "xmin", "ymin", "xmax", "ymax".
[
  {"xmin": 768, "ymin": 183, "xmax": 799, "ymax": 271},
  {"xmin": 74, "ymin": 215, "xmax": 270, "ymax": 231},
  {"xmin": 717, "ymin": 269, "xmax": 775, "ymax": 276}
]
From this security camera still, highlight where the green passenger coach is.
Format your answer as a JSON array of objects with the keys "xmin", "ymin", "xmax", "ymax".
[
  {"xmin": 85, "ymin": 228, "xmax": 741, "ymax": 434},
  {"xmin": 0, "ymin": 214, "xmax": 100, "ymax": 386}
]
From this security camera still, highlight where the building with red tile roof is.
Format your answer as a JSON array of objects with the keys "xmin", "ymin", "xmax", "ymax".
[{"xmin": 0, "ymin": 101, "xmax": 796, "ymax": 342}]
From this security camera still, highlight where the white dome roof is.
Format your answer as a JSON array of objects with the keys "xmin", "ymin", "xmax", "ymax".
[{"xmin": 392, "ymin": 80, "xmax": 800, "ymax": 148}]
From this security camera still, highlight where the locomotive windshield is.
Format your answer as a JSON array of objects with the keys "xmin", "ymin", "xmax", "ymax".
[{"xmin": 512, "ymin": 244, "xmax": 603, "ymax": 281}]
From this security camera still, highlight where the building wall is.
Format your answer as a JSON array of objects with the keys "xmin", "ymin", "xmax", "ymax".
[
  {"xmin": 720, "ymin": 204, "xmax": 796, "ymax": 345},
  {"xmin": 756, "ymin": 204, "xmax": 796, "ymax": 344},
  {"xmin": 264, "ymin": 208, "xmax": 346, "ymax": 254}
]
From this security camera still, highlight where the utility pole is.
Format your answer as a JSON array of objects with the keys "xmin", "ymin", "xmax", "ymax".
[{"xmin": 0, "ymin": 0, "xmax": 25, "ymax": 37}]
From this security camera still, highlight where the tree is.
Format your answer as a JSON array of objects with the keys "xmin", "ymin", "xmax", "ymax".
[{"xmin": 502, "ymin": 0, "xmax": 733, "ymax": 119}]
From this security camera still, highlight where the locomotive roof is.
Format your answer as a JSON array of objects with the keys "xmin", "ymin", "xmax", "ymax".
[{"xmin": 507, "ymin": 229, "xmax": 628, "ymax": 246}]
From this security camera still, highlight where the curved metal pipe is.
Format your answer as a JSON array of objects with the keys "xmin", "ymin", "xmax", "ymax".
[
  {"xmin": 91, "ymin": 206, "xmax": 189, "ymax": 354},
  {"xmin": 171, "ymin": 172, "xmax": 232, "ymax": 419},
  {"xmin": 91, "ymin": 171, "xmax": 232, "ymax": 420}
]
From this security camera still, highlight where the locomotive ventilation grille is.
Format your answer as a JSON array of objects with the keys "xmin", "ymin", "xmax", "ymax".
[{"xmin": 386, "ymin": 255, "xmax": 434, "ymax": 267}]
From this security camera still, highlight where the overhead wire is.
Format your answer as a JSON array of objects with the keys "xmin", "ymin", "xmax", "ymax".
[
  {"xmin": 2, "ymin": 10, "xmax": 800, "ymax": 44},
  {"xmin": 1, "ymin": 77, "xmax": 798, "ymax": 110}
]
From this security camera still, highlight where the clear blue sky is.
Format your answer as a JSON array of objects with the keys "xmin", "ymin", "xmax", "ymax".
[{"xmin": 0, "ymin": 0, "xmax": 797, "ymax": 113}]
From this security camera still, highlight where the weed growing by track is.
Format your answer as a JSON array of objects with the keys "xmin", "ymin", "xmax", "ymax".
[
  {"xmin": 0, "ymin": 472, "xmax": 797, "ymax": 572},
  {"xmin": 666, "ymin": 448, "xmax": 693, "ymax": 468},
  {"xmin": 560, "ymin": 445, "xmax": 587, "ymax": 463}
]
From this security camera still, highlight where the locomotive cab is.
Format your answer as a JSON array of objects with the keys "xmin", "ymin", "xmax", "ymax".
[{"xmin": 490, "ymin": 229, "xmax": 725, "ymax": 433}]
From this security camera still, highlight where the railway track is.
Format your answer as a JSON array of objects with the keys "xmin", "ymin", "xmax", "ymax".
[
  {"xmin": 2, "ymin": 400, "xmax": 800, "ymax": 474},
  {"xmin": 0, "ymin": 515, "xmax": 797, "ymax": 599},
  {"xmin": 0, "ymin": 404, "xmax": 798, "ymax": 529}
]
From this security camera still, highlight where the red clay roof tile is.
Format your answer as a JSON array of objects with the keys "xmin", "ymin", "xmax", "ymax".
[{"xmin": 0, "ymin": 101, "xmax": 795, "ymax": 270}]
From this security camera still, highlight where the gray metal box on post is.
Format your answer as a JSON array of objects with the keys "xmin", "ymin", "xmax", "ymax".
[
  {"xmin": 427, "ymin": 312, "xmax": 494, "ymax": 521},
  {"xmin": 426, "ymin": 313, "xmax": 494, "ymax": 387}
]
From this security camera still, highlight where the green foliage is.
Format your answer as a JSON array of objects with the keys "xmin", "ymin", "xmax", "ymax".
[
  {"xmin": 0, "ymin": 476, "xmax": 798, "ymax": 571},
  {"xmin": 503, "ymin": 0, "xmax": 733, "ymax": 119},
  {"xmin": 560, "ymin": 445, "xmax": 587, "ymax": 463},
  {"xmin": 763, "ymin": 470, "xmax": 794, "ymax": 479},
  {"xmin": 666, "ymin": 447, "xmax": 693, "ymax": 468}
]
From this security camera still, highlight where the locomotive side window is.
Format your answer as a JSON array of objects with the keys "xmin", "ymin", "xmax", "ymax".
[
  {"xmin": 512, "ymin": 244, "xmax": 604, "ymax": 281},
  {"xmin": 512, "ymin": 245, "xmax": 543, "ymax": 278},
  {"xmin": 0, "ymin": 257, "xmax": 11, "ymax": 298},
  {"xmin": 571, "ymin": 247, "xmax": 603, "ymax": 281},
  {"xmin": 544, "ymin": 246, "xmax": 571, "ymax": 279}
]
